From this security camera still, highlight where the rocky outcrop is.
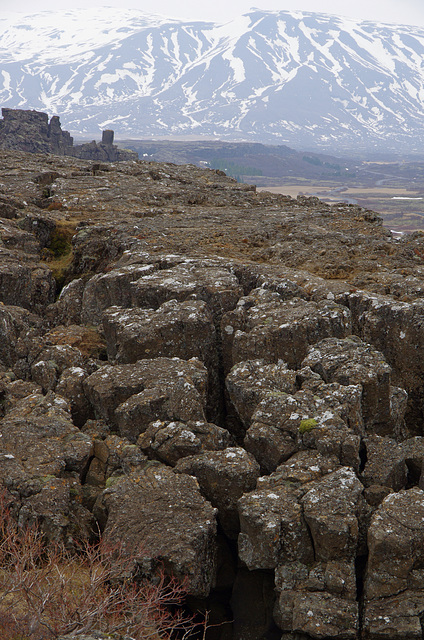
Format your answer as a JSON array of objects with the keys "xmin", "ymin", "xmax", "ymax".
[
  {"xmin": 3, "ymin": 147, "xmax": 424, "ymax": 638},
  {"xmin": 0, "ymin": 108, "xmax": 137, "ymax": 161}
]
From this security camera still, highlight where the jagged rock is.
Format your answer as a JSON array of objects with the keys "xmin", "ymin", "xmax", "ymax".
[
  {"xmin": 256, "ymin": 450, "xmax": 341, "ymax": 489},
  {"xmin": 137, "ymin": 419, "xmax": 232, "ymax": 466},
  {"xmin": 363, "ymin": 488, "xmax": 424, "ymax": 639},
  {"xmin": 47, "ymin": 278, "xmax": 85, "ymax": 326},
  {"xmin": 0, "ymin": 251, "xmax": 56, "ymax": 313},
  {"xmin": 227, "ymin": 360, "xmax": 363, "ymax": 472},
  {"xmin": 30, "ymin": 344, "xmax": 85, "ymax": 392},
  {"xmin": 0, "ymin": 108, "xmax": 137, "ymax": 161},
  {"xmin": 302, "ymin": 336, "xmax": 403, "ymax": 437},
  {"xmin": 0, "ymin": 392, "xmax": 92, "ymax": 488},
  {"xmin": 81, "ymin": 263, "xmax": 158, "ymax": 324},
  {"xmin": 101, "ymin": 465, "xmax": 217, "ymax": 596},
  {"xmin": 301, "ymin": 467, "xmax": 365, "ymax": 562},
  {"xmin": 221, "ymin": 289, "xmax": 352, "ymax": 373},
  {"xmin": 175, "ymin": 447, "xmax": 260, "ymax": 538},
  {"xmin": 102, "ymin": 300, "xmax": 221, "ymax": 422},
  {"xmin": 238, "ymin": 483, "xmax": 313, "ymax": 570},
  {"xmin": 0, "ymin": 304, "xmax": 43, "ymax": 368},
  {"xmin": 130, "ymin": 262, "xmax": 243, "ymax": 323},
  {"xmin": 361, "ymin": 435, "xmax": 407, "ymax": 491},
  {"xmin": 83, "ymin": 357, "xmax": 208, "ymax": 442},
  {"xmin": 56, "ymin": 366, "xmax": 93, "ymax": 427},
  {"xmin": 347, "ymin": 291, "xmax": 424, "ymax": 434},
  {"xmin": 225, "ymin": 359, "xmax": 298, "ymax": 429}
]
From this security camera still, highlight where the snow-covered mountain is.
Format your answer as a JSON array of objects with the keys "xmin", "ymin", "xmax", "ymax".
[{"xmin": 1, "ymin": 7, "xmax": 424, "ymax": 154}]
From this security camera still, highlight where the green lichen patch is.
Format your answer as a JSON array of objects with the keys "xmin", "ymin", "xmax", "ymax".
[{"xmin": 299, "ymin": 418, "xmax": 318, "ymax": 434}]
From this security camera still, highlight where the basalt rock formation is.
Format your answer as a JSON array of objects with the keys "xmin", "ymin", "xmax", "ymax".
[
  {"xmin": 3, "ymin": 147, "xmax": 424, "ymax": 638},
  {"xmin": 0, "ymin": 108, "xmax": 137, "ymax": 161}
]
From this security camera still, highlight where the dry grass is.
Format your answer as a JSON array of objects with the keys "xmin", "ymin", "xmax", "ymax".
[{"xmin": 0, "ymin": 489, "xmax": 198, "ymax": 640}]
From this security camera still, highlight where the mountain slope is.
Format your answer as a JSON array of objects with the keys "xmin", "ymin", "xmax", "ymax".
[{"xmin": 1, "ymin": 8, "xmax": 424, "ymax": 153}]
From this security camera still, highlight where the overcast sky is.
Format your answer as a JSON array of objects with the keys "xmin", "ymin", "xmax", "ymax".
[{"xmin": 5, "ymin": 0, "xmax": 424, "ymax": 27}]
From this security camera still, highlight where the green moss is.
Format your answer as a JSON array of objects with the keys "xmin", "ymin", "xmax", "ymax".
[{"xmin": 299, "ymin": 418, "xmax": 318, "ymax": 434}]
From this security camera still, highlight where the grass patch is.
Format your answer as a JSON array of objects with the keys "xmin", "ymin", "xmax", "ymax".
[{"xmin": 41, "ymin": 219, "xmax": 79, "ymax": 293}]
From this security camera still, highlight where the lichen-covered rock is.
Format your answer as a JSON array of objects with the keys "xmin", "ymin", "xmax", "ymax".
[
  {"xmin": 137, "ymin": 419, "xmax": 232, "ymax": 466},
  {"xmin": 225, "ymin": 359, "xmax": 298, "ymax": 429},
  {"xmin": 256, "ymin": 450, "xmax": 341, "ymax": 489},
  {"xmin": 302, "ymin": 336, "xmax": 399, "ymax": 436},
  {"xmin": 361, "ymin": 435, "xmax": 406, "ymax": 491},
  {"xmin": 130, "ymin": 262, "xmax": 243, "ymax": 322},
  {"xmin": 175, "ymin": 447, "xmax": 260, "ymax": 538},
  {"xmin": 227, "ymin": 360, "xmax": 363, "ymax": 472},
  {"xmin": 81, "ymin": 263, "xmax": 158, "ymax": 324},
  {"xmin": 363, "ymin": 488, "xmax": 424, "ymax": 639},
  {"xmin": 346, "ymin": 291, "xmax": 424, "ymax": 433},
  {"xmin": 56, "ymin": 366, "xmax": 93, "ymax": 427},
  {"xmin": 301, "ymin": 468, "xmax": 365, "ymax": 563},
  {"xmin": 101, "ymin": 465, "xmax": 217, "ymax": 596},
  {"xmin": 0, "ymin": 251, "xmax": 55, "ymax": 313},
  {"xmin": 102, "ymin": 300, "xmax": 221, "ymax": 422},
  {"xmin": 238, "ymin": 483, "xmax": 313, "ymax": 570},
  {"xmin": 83, "ymin": 357, "xmax": 208, "ymax": 441},
  {"xmin": 0, "ymin": 391, "xmax": 92, "ymax": 485},
  {"xmin": 221, "ymin": 289, "xmax": 351, "ymax": 373}
]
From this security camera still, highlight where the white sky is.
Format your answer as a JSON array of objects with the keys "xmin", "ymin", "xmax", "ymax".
[{"xmin": 5, "ymin": 0, "xmax": 424, "ymax": 27}]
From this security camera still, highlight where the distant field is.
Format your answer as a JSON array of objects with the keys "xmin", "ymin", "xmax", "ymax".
[{"xmin": 257, "ymin": 184, "xmax": 424, "ymax": 233}]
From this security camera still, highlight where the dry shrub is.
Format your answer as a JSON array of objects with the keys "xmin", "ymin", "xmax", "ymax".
[{"xmin": 0, "ymin": 490, "xmax": 198, "ymax": 640}]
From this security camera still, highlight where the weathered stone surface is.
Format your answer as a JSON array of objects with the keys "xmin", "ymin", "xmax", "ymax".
[
  {"xmin": 274, "ymin": 589, "xmax": 358, "ymax": 640},
  {"xmin": 83, "ymin": 357, "xmax": 208, "ymax": 441},
  {"xmin": 225, "ymin": 359, "xmax": 298, "ymax": 429},
  {"xmin": 130, "ymin": 262, "xmax": 243, "ymax": 323},
  {"xmin": 365, "ymin": 488, "xmax": 424, "ymax": 600},
  {"xmin": 0, "ymin": 391, "xmax": 92, "ymax": 486},
  {"xmin": 81, "ymin": 264, "xmax": 158, "ymax": 324},
  {"xmin": 227, "ymin": 359, "xmax": 363, "ymax": 472},
  {"xmin": 347, "ymin": 291, "xmax": 424, "ymax": 433},
  {"xmin": 175, "ymin": 447, "xmax": 260, "ymax": 538},
  {"xmin": 301, "ymin": 468, "xmax": 365, "ymax": 563},
  {"xmin": 138, "ymin": 419, "xmax": 232, "ymax": 465},
  {"xmin": 222, "ymin": 289, "xmax": 351, "ymax": 372},
  {"xmin": 0, "ymin": 304, "xmax": 43, "ymax": 368},
  {"xmin": 302, "ymin": 336, "xmax": 398, "ymax": 436},
  {"xmin": 256, "ymin": 450, "xmax": 341, "ymax": 489},
  {"xmin": 0, "ymin": 251, "xmax": 55, "ymax": 312},
  {"xmin": 102, "ymin": 300, "xmax": 221, "ymax": 422},
  {"xmin": 238, "ymin": 483, "xmax": 313, "ymax": 570},
  {"xmin": 56, "ymin": 366, "xmax": 93, "ymax": 427},
  {"xmin": 101, "ymin": 466, "xmax": 217, "ymax": 596},
  {"xmin": 364, "ymin": 488, "xmax": 424, "ymax": 639},
  {"xmin": 361, "ymin": 435, "xmax": 406, "ymax": 491}
]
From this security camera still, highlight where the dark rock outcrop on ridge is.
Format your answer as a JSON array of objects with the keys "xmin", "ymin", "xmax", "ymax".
[
  {"xmin": 0, "ymin": 108, "xmax": 137, "ymax": 161},
  {"xmin": 3, "ymin": 144, "xmax": 424, "ymax": 639}
]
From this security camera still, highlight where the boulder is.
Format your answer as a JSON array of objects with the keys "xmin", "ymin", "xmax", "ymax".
[
  {"xmin": 347, "ymin": 291, "xmax": 424, "ymax": 433},
  {"xmin": 83, "ymin": 357, "xmax": 208, "ymax": 441},
  {"xmin": 130, "ymin": 262, "xmax": 243, "ymax": 323},
  {"xmin": 81, "ymin": 263, "xmax": 158, "ymax": 324},
  {"xmin": 238, "ymin": 483, "xmax": 313, "ymax": 570},
  {"xmin": 361, "ymin": 435, "xmax": 407, "ymax": 491},
  {"xmin": 302, "ymin": 336, "xmax": 402, "ymax": 436},
  {"xmin": 221, "ymin": 289, "xmax": 351, "ymax": 373},
  {"xmin": 363, "ymin": 488, "xmax": 424, "ymax": 639},
  {"xmin": 101, "ymin": 465, "xmax": 217, "ymax": 596},
  {"xmin": 175, "ymin": 447, "xmax": 260, "ymax": 538},
  {"xmin": 301, "ymin": 468, "xmax": 365, "ymax": 563},
  {"xmin": 102, "ymin": 300, "xmax": 221, "ymax": 422},
  {"xmin": 137, "ymin": 419, "xmax": 232, "ymax": 466}
]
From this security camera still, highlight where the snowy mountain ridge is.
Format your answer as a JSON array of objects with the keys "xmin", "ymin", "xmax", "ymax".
[{"xmin": 1, "ymin": 8, "xmax": 424, "ymax": 153}]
